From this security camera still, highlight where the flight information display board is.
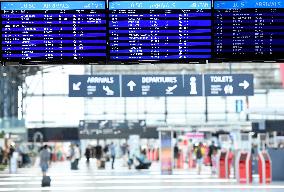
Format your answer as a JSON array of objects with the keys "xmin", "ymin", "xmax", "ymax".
[
  {"xmin": 214, "ymin": 0, "xmax": 284, "ymax": 61},
  {"xmin": 1, "ymin": 1, "xmax": 106, "ymax": 63},
  {"xmin": 109, "ymin": 0, "xmax": 212, "ymax": 61}
]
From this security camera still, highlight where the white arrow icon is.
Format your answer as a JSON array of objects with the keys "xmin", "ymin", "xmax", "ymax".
[
  {"xmin": 73, "ymin": 82, "xmax": 81, "ymax": 91},
  {"xmin": 239, "ymin": 80, "xmax": 249, "ymax": 90},
  {"xmin": 127, "ymin": 80, "xmax": 136, "ymax": 92}
]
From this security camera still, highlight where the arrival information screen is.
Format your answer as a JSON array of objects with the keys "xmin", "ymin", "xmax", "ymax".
[{"xmin": 214, "ymin": 0, "xmax": 284, "ymax": 61}]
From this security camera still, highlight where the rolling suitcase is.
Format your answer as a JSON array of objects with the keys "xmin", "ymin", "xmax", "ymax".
[
  {"xmin": 100, "ymin": 160, "xmax": 105, "ymax": 169},
  {"xmin": 41, "ymin": 176, "xmax": 51, "ymax": 187}
]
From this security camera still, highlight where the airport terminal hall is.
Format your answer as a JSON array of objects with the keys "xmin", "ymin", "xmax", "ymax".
[{"xmin": 2, "ymin": 0, "xmax": 284, "ymax": 191}]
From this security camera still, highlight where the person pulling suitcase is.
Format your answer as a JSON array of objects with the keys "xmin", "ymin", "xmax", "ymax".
[{"xmin": 39, "ymin": 145, "xmax": 51, "ymax": 187}]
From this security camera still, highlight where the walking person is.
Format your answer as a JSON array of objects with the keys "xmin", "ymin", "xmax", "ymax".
[
  {"xmin": 9, "ymin": 145, "xmax": 17, "ymax": 174},
  {"xmin": 174, "ymin": 144, "xmax": 179, "ymax": 168},
  {"xmin": 211, "ymin": 148, "xmax": 218, "ymax": 175},
  {"xmin": 74, "ymin": 144, "xmax": 81, "ymax": 170},
  {"xmin": 121, "ymin": 143, "xmax": 128, "ymax": 166},
  {"xmin": 39, "ymin": 145, "xmax": 51, "ymax": 177},
  {"xmin": 95, "ymin": 144, "xmax": 103, "ymax": 168},
  {"xmin": 0, "ymin": 147, "xmax": 3, "ymax": 164},
  {"xmin": 110, "ymin": 142, "xmax": 116, "ymax": 169},
  {"xmin": 85, "ymin": 146, "xmax": 91, "ymax": 163},
  {"xmin": 208, "ymin": 141, "xmax": 217, "ymax": 175},
  {"xmin": 195, "ymin": 142, "xmax": 204, "ymax": 175},
  {"xmin": 187, "ymin": 140, "xmax": 194, "ymax": 168},
  {"xmin": 39, "ymin": 145, "xmax": 51, "ymax": 187},
  {"xmin": 69, "ymin": 144, "xmax": 76, "ymax": 170}
]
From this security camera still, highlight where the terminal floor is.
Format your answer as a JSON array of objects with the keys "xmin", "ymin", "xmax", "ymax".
[{"xmin": 0, "ymin": 159, "xmax": 283, "ymax": 192}]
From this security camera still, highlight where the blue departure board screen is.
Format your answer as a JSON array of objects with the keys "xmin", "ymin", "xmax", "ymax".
[
  {"xmin": 214, "ymin": 0, "xmax": 284, "ymax": 61},
  {"xmin": 1, "ymin": 1, "xmax": 106, "ymax": 63},
  {"xmin": 109, "ymin": 0, "xmax": 212, "ymax": 61}
]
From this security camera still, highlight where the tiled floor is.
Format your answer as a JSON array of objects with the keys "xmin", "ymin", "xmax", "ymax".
[{"xmin": 0, "ymin": 158, "xmax": 283, "ymax": 191}]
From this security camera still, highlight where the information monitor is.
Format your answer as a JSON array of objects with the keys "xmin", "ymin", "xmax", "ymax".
[
  {"xmin": 214, "ymin": 0, "xmax": 284, "ymax": 61},
  {"xmin": 109, "ymin": 0, "xmax": 212, "ymax": 62},
  {"xmin": 1, "ymin": 1, "xmax": 107, "ymax": 63}
]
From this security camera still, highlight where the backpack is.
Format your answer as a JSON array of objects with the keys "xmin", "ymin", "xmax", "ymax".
[{"xmin": 196, "ymin": 148, "xmax": 202, "ymax": 159}]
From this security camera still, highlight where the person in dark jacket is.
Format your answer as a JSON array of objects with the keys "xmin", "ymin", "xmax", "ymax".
[
  {"xmin": 95, "ymin": 145, "xmax": 102, "ymax": 168},
  {"xmin": 85, "ymin": 146, "xmax": 91, "ymax": 163},
  {"xmin": 208, "ymin": 141, "xmax": 217, "ymax": 173},
  {"xmin": 174, "ymin": 144, "xmax": 179, "ymax": 168},
  {"xmin": 0, "ymin": 147, "xmax": 3, "ymax": 164}
]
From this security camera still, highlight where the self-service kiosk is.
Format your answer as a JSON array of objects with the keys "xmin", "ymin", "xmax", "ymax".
[
  {"xmin": 236, "ymin": 151, "xmax": 252, "ymax": 184},
  {"xmin": 217, "ymin": 150, "xmax": 229, "ymax": 179},
  {"xmin": 258, "ymin": 151, "xmax": 272, "ymax": 184}
]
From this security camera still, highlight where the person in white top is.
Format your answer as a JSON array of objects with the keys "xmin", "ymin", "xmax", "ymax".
[
  {"xmin": 69, "ymin": 144, "xmax": 81, "ymax": 170},
  {"xmin": 74, "ymin": 144, "xmax": 81, "ymax": 170}
]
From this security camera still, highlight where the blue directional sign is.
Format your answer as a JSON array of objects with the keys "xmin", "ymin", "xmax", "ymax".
[
  {"xmin": 204, "ymin": 74, "xmax": 254, "ymax": 96},
  {"xmin": 69, "ymin": 75, "xmax": 120, "ymax": 97},
  {"xmin": 122, "ymin": 75, "xmax": 203, "ymax": 97}
]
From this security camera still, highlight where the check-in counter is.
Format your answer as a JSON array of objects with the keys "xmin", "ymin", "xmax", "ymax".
[
  {"xmin": 258, "ymin": 151, "xmax": 272, "ymax": 184},
  {"xmin": 217, "ymin": 150, "xmax": 229, "ymax": 178},
  {"xmin": 236, "ymin": 151, "xmax": 252, "ymax": 184}
]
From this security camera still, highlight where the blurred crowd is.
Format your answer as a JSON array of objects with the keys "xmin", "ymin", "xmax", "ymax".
[
  {"xmin": 82, "ymin": 143, "xmax": 151, "ymax": 170},
  {"xmin": 0, "ymin": 143, "xmax": 35, "ymax": 168},
  {"xmin": 173, "ymin": 140, "xmax": 233, "ymax": 175}
]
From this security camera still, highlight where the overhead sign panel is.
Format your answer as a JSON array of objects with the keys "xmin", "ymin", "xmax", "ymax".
[
  {"xmin": 69, "ymin": 74, "xmax": 253, "ymax": 97},
  {"xmin": 69, "ymin": 75, "xmax": 120, "ymax": 97},
  {"xmin": 204, "ymin": 74, "xmax": 254, "ymax": 96},
  {"xmin": 78, "ymin": 120, "xmax": 147, "ymax": 139},
  {"xmin": 121, "ymin": 75, "xmax": 203, "ymax": 97}
]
